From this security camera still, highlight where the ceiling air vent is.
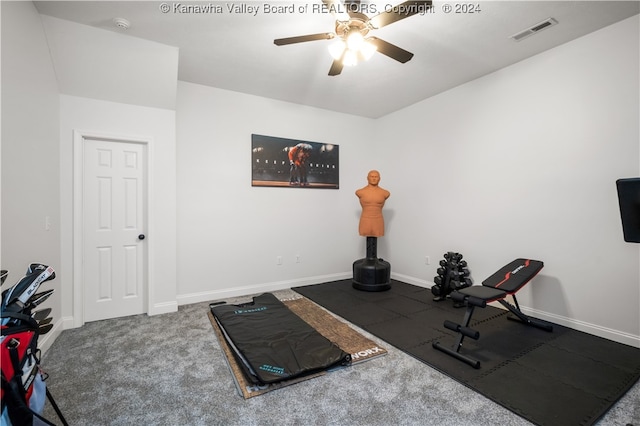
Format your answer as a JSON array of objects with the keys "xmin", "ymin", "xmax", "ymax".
[{"xmin": 510, "ymin": 18, "xmax": 558, "ymax": 42}]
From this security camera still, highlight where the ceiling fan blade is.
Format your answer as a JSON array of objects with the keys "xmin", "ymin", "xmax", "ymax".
[
  {"xmin": 328, "ymin": 58, "xmax": 344, "ymax": 76},
  {"xmin": 369, "ymin": 0, "xmax": 432, "ymax": 29},
  {"xmin": 368, "ymin": 37, "xmax": 414, "ymax": 63},
  {"xmin": 274, "ymin": 33, "xmax": 334, "ymax": 46}
]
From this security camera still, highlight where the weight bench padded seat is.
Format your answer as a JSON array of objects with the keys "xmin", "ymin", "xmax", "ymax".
[
  {"xmin": 433, "ymin": 258, "xmax": 553, "ymax": 369},
  {"xmin": 483, "ymin": 258, "xmax": 544, "ymax": 294}
]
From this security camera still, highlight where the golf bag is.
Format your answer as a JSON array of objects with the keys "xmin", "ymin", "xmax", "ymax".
[{"xmin": 1, "ymin": 264, "xmax": 68, "ymax": 426}]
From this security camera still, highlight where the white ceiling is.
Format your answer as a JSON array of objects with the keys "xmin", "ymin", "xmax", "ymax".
[{"xmin": 34, "ymin": 1, "xmax": 640, "ymax": 118}]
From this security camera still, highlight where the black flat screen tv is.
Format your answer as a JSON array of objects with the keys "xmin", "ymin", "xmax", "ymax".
[{"xmin": 616, "ymin": 178, "xmax": 640, "ymax": 243}]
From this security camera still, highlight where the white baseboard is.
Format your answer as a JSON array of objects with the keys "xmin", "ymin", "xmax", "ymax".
[
  {"xmin": 37, "ymin": 317, "xmax": 71, "ymax": 355},
  {"xmin": 391, "ymin": 272, "xmax": 431, "ymax": 288},
  {"xmin": 176, "ymin": 272, "xmax": 351, "ymax": 306},
  {"xmin": 521, "ymin": 306, "xmax": 640, "ymax": 348},
  {"xmin": 149, "ymin": 300, "xmax": 178, "ymax": 316}
]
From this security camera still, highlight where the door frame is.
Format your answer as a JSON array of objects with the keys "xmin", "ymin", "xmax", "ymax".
[{"xmin": 72, "ymin": 130, "xmax": 153, "ymax": 327}]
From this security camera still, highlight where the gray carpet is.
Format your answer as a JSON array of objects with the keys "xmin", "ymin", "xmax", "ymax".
[{"xmin": 41, "ymin": 289, "xmax": 640, "ymax": 425}]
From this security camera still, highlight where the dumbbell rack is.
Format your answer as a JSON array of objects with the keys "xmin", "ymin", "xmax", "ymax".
[{"xmin": 431, "ymin": 252, "xmax": 472, "ymax": 307}]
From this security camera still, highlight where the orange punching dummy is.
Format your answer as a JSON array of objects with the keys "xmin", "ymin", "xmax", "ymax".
[{"xmin": 355, "ymin": 170, "xmax": 390, "ymax": 237}]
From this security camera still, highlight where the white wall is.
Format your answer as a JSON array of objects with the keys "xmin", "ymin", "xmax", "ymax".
[
  {"xmin": 176, "ymin": 82, "xmax": 379, "ymax": 302},
  {"xmin": 58, "ymin": 95, "xmax": 178, "ymax": 324},
  {"xmin": 1, "ymin": 1, "xmax": 62, "ymax": 350},
  {"xmin": 40, "ymin": 15, "xmax": 178, "ymax": 110},
  {"xmin": 40, "ymin": 17, "xmax": 181, "ymax": 325},
  {"xmin": 3, "ymin": 5, "xmax": 637, "ymax": 349},
  {"xmin": 376, "ymin": 15, "xmax": 640, "ymax": 345}
]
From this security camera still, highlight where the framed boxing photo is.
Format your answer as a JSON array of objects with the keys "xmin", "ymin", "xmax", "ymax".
[{"xmin": 251, "ymin": 134, "xmax": 339, "ymax": 189}]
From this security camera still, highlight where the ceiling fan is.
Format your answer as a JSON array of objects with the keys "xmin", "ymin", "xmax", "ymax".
[{"xmin": 274, "ymin": 0, "xmax": 433, "ymax": 76}]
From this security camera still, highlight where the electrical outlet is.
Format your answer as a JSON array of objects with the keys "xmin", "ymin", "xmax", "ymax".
[
  {"xmin": 277, "ymin": 256, "xmax": 283, "ymax": 265},
  {"xmin": 425, "ymin": 256, "xmax": 430, "ymax": 265},
  {"xmin": 296, "ymin": 255, "xmax": 301, "ymax": 263}
]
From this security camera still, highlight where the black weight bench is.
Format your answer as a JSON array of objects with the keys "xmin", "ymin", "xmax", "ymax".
[{"xmin": 433, "ymin": 258, "xmax": 553, "ymax": 368}]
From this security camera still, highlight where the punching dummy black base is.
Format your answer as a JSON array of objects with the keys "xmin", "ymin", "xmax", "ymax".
[{"xmin": 353, "ymin": 237, "xmax": 391, "ymax": 291}]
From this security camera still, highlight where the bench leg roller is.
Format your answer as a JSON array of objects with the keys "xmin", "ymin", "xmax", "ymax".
[
  {"xmin": 432, "ymin": 342, "xmax": 481, "ymax": 369},
  {"xmin": 443, "ymin": 320, "xmax": 480, "ymax": 340}
]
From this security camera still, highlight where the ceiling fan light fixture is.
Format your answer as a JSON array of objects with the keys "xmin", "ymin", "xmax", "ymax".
[
  {"xmin": 361, "ymin": 40, "xmax": 377, "ymax": 61},
  {"xmin": 346, "ymin": 30, "xmax": 365, "ymax": 50},
  {"xmin": 343, "ymin": 49, "xmax": 358, "ymax": 67},
  {"xmin": 275, "ymin": 0, "xmax": 427, "ymax": 76},
  {"xmin": 328, "ymin": 40, "xmax": 346, "ymax": 60}
]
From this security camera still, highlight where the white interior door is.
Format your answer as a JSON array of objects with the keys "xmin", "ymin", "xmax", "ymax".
[{"xmin": 83, "ymin": 138, "xmax": 147, "ymax": 322}]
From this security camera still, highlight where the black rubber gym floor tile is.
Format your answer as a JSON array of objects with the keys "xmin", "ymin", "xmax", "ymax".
[
  {"xmin": 294, "ymin": 279, "xmax": 640, "ymax": 426},
  {"xmin": 515, "ymin": 344, "xmax": 633, "ymax": 400},
  {"xmin": 387, "ymin": 280, "xmax": 429, "ymax": 296},
  {"xmin": 548, "ymin": 330, "xmax": 640, "ymax": 373},
  {"xmin": 466, "ymin": 319, "xmax": 558, "ymax": 358},
  {"xmin": 405, "ymin": 306, "xmax": 463, "ymax": 331},
  {"xmin": 409, "ymin": 340, "xmax": 507, "ymax": 383},
  {"xmin": 330, "ymin": 301, "xmax": 402, "ymax": 327},
  {"xmin": 364, "ymin": 315, "xmax": 436, "ymax": 349},
  {"xmin": 371, "ymin": 295, "xmax": 430, "ymax": 315},
  {"xmin": 473, "ymin": 361, "xmax": 610, "ymax": 426}
]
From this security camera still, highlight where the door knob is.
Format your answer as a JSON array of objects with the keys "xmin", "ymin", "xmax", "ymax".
[{"xmin": 138, "ymin": 234, "xmax": 145, "ymax": 240}]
